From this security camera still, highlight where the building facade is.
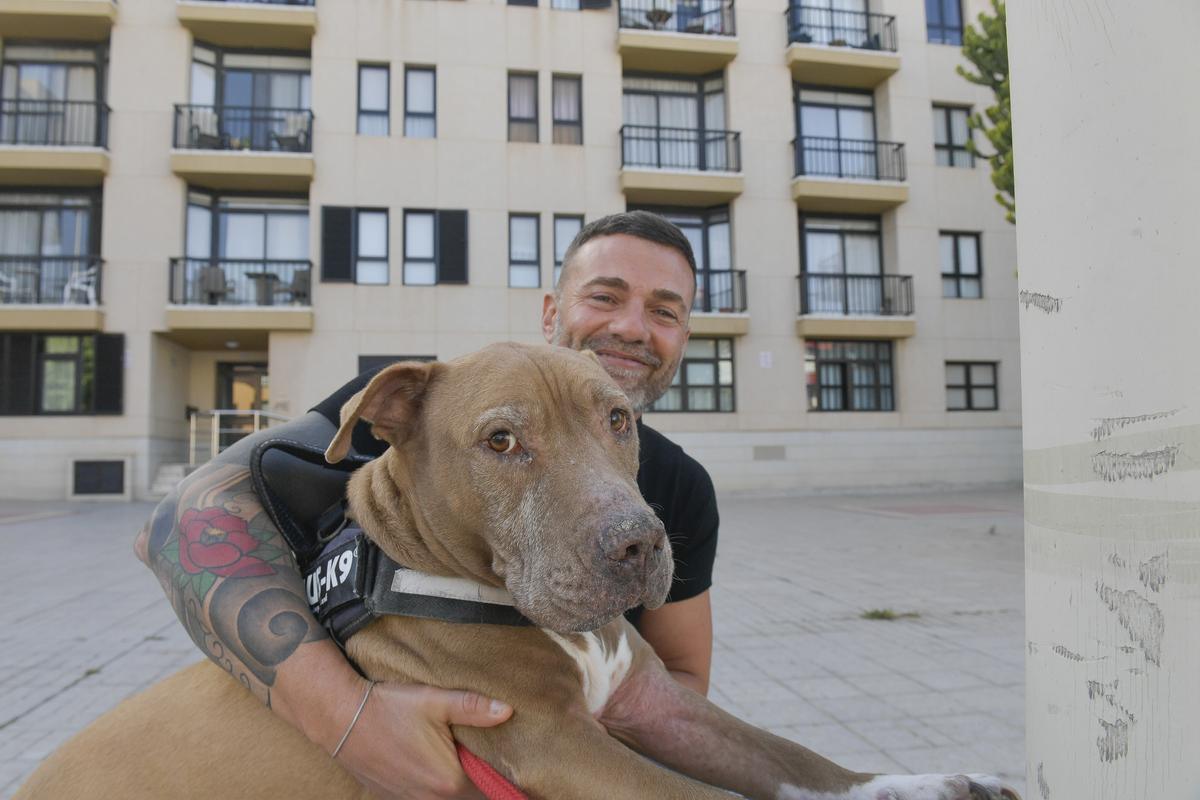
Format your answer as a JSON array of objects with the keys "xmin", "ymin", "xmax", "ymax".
[{"xmin": 0, "ymin": 0, "xmax": 1019, "ymax": 500}]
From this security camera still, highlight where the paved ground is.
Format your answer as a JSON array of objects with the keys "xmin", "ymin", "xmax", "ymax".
[{"xmin": 0, "ymin": 487, "xmax": 1025, "ymax": 797}]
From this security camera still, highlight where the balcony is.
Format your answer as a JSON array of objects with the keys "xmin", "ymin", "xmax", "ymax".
[
  {"xmin": 785, "ymin": 4, "xmax": 900, "ymax": 89},
  {"xmin": 0, "ymin": 0, "xmax": 116, "ymax": 41},
  {"xmin": 620, "ymin": 125, "xmax": 744, "ymax": 205},
  {"xmin": 0, "ymin": 255, "xmax": 104, "ymax": 330},
  {"xmin": 177, "ymin": 0, "xmax": 317, "ymax": 50},
  {"xmin": 791, "ymin": 136, "xmax": 908, "ymax": 213},
  {"xmin": 617, "ymin": 0, "xmax": 738, "ymax": 74},
  {"xmin": 691, "ymin": 268, "xmax": 748, "ymax": 335},
  {"xmin": 795, "ymin": 273, "xmax": 915, "ymax": 339},
  {"xmin": 170, "ymin": 105, "xmax": 314, "ymax": 191},
  {"xmin": 0, "ymin": 100, "xmax": 110, "ymax": 185},
  {"xmin": 165, "ymin": 258, "xmax": 313, "ymax": 348}
]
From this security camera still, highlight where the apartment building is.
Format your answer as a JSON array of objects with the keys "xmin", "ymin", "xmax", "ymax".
[{"xmin": 0, "ymin": 0, "xmax": 1019, "ymax": 500}]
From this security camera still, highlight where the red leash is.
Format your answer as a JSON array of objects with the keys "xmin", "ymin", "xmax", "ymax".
[{"xmin": 457, "ymin": 742, "xmax": 529, "ymax": 800}]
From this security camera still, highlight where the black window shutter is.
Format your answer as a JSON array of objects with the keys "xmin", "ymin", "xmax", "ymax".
[
  {"xmin": 2, "ymin": 333, "xmax": 34, "ymax": 415},
  {"xmin": 93, "ymin": 334, "xmax": 124, "ymax": 414},
  {"xmin": 580, "ymin": 0, "xmax": 611, "ymax": 9},
  {"xmin": 321, "ymin": 206, "xmax": 355, "ymax": 282},
  {"xmin": 437, "ymin": 210, "xmax": 469, "ymax": 284}
]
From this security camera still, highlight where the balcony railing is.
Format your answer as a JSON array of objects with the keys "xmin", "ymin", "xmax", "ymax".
[
  {"xmin": 0, "ymin": 100, "xmax": 109, "ymax": 148},
  {"xmin": 798, "ymin": 273, "xmax": 913, "ymax": 316},
  {"xmin": 618, "ymin": 0, "xmax": 735, "ymax": 35},
  {"xmin": 786, "ymin": 4, "xmax": 897, "ymax": 51},
  {"xmin": 694, "ymin": 269, "xmax": 746, "ymax": 313},
  {"xmin": 173, "ymin": 105, "xmax": 313, "ymax": 153},
  {"xmin": 621, "ymin": 125, "xmax": 741, "ymax": 172},
  {"xmin": 0, "ymin": 256, "xmax": 102, "ymax": 305},
  {"xmin": 187, "ymin": 0, "xmax": 315, "ymax": 4},
  {"xmin": 169, "ymin": 258, "xmax": 312, "ymax": 306},
  {"xmin": 794, "ymin": 136, "xmax": 905, "ymax": 181}
]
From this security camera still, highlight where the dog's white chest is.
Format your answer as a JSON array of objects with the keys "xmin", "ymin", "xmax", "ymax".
[{"xmin": 542, "ymin": 629, "xmax": 633, "ymax": 715}]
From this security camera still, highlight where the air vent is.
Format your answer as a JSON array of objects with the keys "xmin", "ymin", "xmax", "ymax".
[{"xmin": 70, "ymin": 458, "xmax": 130, "ymax": 500}]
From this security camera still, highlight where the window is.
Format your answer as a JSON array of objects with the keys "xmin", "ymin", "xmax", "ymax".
[
  {"xmin": 508, "ymin": 0, "xmax": 538, "ymax": 6},
  {"xmin": 0, "ymin": 332, "xmax": 123, "ymax": 415},
  {"xmin": 509, "ymin": 214, "xmax": 540, "ymax": 288},
  {"xmin": 652, "ymin": 338, "xmax": 735, "ymax": 413},
  {"xmin": 805, "ymin": 340, "xmax": 894, "ymax": 411},
  {"xmin": 794, "ymin": 87, "xmax": 879, "ymax": 178},
  {"xmin": 319, "ymin": 206, "xmax": 388, "ymax": 285},
  {"xmin": 356, "ymin": 210, "xmax": 388, "ymax": 284},
  {"xmin": 357, "ymin": 64, "xmax": 389, "ymax": 135},
  {"xmin": 0, "ymin": 191, "xmax": 100, "ymax": 305},
  {"xmin": 552, "ymin": 75, "xmax": 582, "ymax": 145},
  {"xmin": 946, "ymin": 362, "xmax": 998, "ymax": 411},
  {"xmin": 926, "ymin": 0, "xmax": 963, "ymax": 44},
  {"xmin": 940, "ymin": 231, "xmax": 981, "ymax": 298},
  {"xmin": 508, "ymin": 72, "xmax": 538, "ymax": 142},
  {"xmin": 553, "ymin": 214, "xmax": 583, "ymax": 286},
  {"xmin": 551, "ymin": 0, "xmax": 581, "ymax": 8},
  {"xmin": 622, "ymin": 74, "xmax": 729, "ymax": 170},
  {"xmin": 405, "ymin": 66, "xmax": 436, "ymax": 138},
  {"xmin": 633, "ymin": 205, "xmax": 737, "ymax": 313},
  {"xmin": 403, "ymin": 210, "xmax": 469, "ymax": 285},
  {"xmin": 183, "ymin": 191, "xmax": 310, "ymax": 304},
  {"xmin": 800, "ymin": 215, "xmax": 883, "ymax": 314},
  {"xmin": 0, "ymin": 43, "xmax": 106, "ymax": 147},
  {"xmin": 787, "ymin": 0, "xmax": 873, "ymax": 47},
  {"xmin": 933, "ymin": 105, "xmax": 972, "ymax": 167},
  {"xmin": 359, "ymin": 355, "xmax": 436, "ymax": 374}
]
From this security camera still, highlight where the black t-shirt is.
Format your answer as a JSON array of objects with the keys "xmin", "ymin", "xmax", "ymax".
[{"xmin": 310, "ymin": 369, "xmax": 719, "ymax": 622}]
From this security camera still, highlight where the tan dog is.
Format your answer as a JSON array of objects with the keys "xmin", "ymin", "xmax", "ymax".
[{"xmin": 17, "ymin": 343, "xmax": 1020, "ymax": 800}]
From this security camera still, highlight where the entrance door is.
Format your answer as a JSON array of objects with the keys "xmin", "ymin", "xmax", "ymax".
[{"xmin": 215, "ymin": 362, "xmax": 268, "ymax": 450}]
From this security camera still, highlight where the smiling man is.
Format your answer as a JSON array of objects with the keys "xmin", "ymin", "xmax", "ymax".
[{"xmin": 135, "ymin": 210, "xmax": 719, "ymax": 799}]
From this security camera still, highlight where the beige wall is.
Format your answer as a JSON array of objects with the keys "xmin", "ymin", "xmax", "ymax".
[{"xmin": 0, "ymin": 0, "xmax": 1020, "ymax": 499}]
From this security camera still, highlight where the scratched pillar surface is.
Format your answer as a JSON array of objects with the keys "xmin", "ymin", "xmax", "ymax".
[{"xmin": 1009, "ymin": 2, "xmax": 1200, "ymax": 797}]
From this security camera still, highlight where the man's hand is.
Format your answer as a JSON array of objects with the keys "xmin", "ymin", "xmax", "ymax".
[{"xmin": 336, "ymin": 680, "xmax": 513, "ymax": 800}]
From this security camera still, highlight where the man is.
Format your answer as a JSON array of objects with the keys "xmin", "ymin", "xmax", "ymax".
[{"xmin": 135, "ymin": 210, "xmax": 718, "ymax": 799}]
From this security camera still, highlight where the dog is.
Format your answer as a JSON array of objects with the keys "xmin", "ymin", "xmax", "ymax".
[{"xmin": 16, "ymin": 343, "xmax": 1021, "ymax": 800}]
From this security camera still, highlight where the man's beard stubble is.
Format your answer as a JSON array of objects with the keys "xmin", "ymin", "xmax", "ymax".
[{"xmin": 551, "ymin": 320, "xmax": 681, "ymax": 413}]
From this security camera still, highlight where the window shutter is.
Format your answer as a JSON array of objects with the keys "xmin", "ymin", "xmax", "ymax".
[
  {"xmin": 580, "ymin": 0, "xmax": 611, "ymax": 8},
  {"xmin": 321, "ymin": 206, "xmax": 355, "ymax": 282},
  {"xmin": 2, "ymin": 333, "xmax": 34, "ymax": 415},
  {"xmin": 93, "ymin": 334, "xmax": 124, "ymax": 414},
  {"xmin": 437, "ymin": 210, "xmax": 469, "ymax": 284}
]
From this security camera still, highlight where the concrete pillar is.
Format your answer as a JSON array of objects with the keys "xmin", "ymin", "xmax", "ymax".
[{"xmin": 1009, "ymin": 2, "xmax": 1200, "ymax": 797}]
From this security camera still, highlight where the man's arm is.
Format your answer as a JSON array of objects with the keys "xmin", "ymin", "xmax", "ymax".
[
  {"xmin": 134, "ymin": 412, "xmax": 510, "ymax": 799},
  {"xmin": 636, "ymin": 590, "xmax": 712, "ymax": 695}
]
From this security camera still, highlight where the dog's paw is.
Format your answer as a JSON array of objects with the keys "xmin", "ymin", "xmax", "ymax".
[{"xmin": 866, "ymin": 773, "xmax": 1022, "ymax": 800}]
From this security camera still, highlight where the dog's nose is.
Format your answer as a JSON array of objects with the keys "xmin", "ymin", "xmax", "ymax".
[{"xmin": 602, "ymin": 517, "xmax": 666, "ymax": 569}]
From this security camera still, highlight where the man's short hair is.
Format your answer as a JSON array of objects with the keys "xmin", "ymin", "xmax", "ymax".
[{"xmin": 557, "ymin": 211, "xmax": 697, "ymax": 295}]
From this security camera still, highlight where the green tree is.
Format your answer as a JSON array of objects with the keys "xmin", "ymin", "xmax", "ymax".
[{"xmin": 957, "ymin": 0, "xmax": 1014, "ymax": 224}]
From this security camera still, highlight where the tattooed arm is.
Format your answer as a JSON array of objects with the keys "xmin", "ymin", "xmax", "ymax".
[{"xmin": 134, "ymin": 411, "xmax": 511, "ymax": 799}]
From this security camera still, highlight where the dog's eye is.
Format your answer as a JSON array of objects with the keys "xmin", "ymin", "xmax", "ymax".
[
  {"xmin": 609, "ymin": 409, "xmax": 629, "ymax": 434},
  {"xmin": 487, "ymin": 431, "xmax": 520, "ymax": 454}
]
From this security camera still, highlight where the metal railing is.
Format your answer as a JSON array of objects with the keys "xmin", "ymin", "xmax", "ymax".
[
  {"xmin": 0, "ymin": 255, "xmax": 102, "ymax": 305},
  {"xmin": 173, "ymin": 104, "xmax": 313, "ymax": 153},
  {"xmin": 786, "ymin": 3, "xmax": 897, "ymax": 51},
  {"xmin": 621, "ymin": 125, "xmax": 741, "ymax": 171},
  {"xmin": 694, "ymin": 269, "xmax": 747, "ymax": 313},
  {"xmin": 618, "ymin": 0, "xmax": 735, "ymax": 35},
  {"xmin": 0, "ymin": 99, "xmax": 109, "ymax": 147},
  {"xmin": 794, "ymin": 136, "xmax": 906, "ymax": 181},
  {"xmin": 188, "ymin": 408, "xmax": 290, "ymax": 467},
  {"xmin": 188, "ymin": 0, "xmax": 314, "ymax": 5},
  {"xmin": 169, "ymin": 258, "xmax": 312, "ymax": 306},
  {"xmin": 797, "ymin": 273, "xmax": 913, "ymax": 316}
]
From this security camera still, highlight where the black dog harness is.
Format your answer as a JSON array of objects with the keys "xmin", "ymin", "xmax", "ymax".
[{"xmin": 250, "ymin": 438, "xmax": 532, "ymax": 648}]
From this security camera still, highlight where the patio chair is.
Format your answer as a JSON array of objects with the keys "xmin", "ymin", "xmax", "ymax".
[
  {"xmin": 271, "ymin": 112, "xmax": 310, "ymax": 152},
  {"xmin": 188, "ymin": 107, "xmax": 229, "ymax": 150},
  {"xmin": 278, "ymin": 267, "xmax": 311, "ymax": 304},
  {"xmin": 197, "ymin": 264, "xmax": 231, "ymax": 305},
  {"xmin": 62, "ymin": 264, "xmax": 98, "ymax": 305}
]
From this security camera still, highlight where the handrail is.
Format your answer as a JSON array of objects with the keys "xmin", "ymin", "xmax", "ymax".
[
  {"xmin": 172, "ymin": 104, "xmax": 314, "ymax": 153},
  {"xmin": 0, "ymin": 99, "xmax": 109, "ymax": 147},
  {"xmin": 620, "ymin": 124, "xmax": 742, "ymax": 172},
  {"xmin": 618, "ymin": 0, "xmax": 736, "ymax": 36},
  {"xmin": 793, "ymin": 135, "xmax": 906, "ymax": 181},
  {"xmin": 188, "ymin": 408, "xmax": 290, "ymax": 467},
  {"xmin": 797, "ymin": 272, "xmax": 913, "ymax": 316},
  {"xmin": 694, "ymin": 268, "xmax": 747, "ymax": 313},
  {"xmin": 786, "ymin": 3, "xmax": 897, "ymax": 51},
  {"xmin": 169, "ymin": 257, "xmax": 312, "ymax": 307},
  {"xmin": 0, "ymin": 255, "xmax": 102, "ymax": 305}
]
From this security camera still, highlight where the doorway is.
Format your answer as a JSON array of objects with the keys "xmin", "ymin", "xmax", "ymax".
[{"xmin": 215, "ymin": 362, "xmax": 268, "ymax": 449}]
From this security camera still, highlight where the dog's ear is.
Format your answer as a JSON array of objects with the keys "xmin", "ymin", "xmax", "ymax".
[{"xmin": 325, "ymin": 361, "xmax": 443, "ymax": 463}]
